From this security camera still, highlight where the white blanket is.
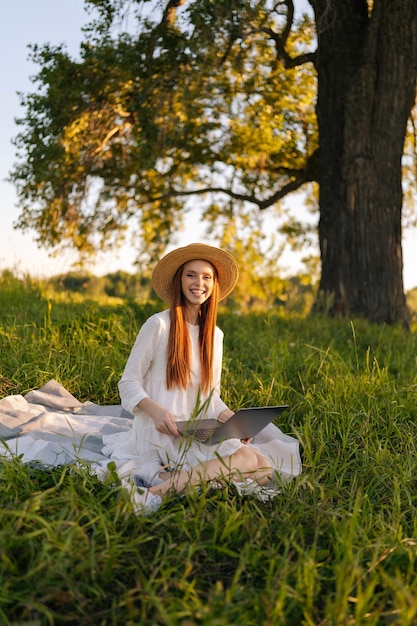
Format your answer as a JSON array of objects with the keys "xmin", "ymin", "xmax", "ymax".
[
  {"xmin": 0, "ymin": 380, "xmax": 132, "ymax": 476},
  {"xmin": 0, "ymin": 380, "xmax": 301, "ymax": 498}
]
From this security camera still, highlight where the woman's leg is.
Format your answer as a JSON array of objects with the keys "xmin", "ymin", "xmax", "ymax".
[{"xmin": 150, "ymin": 446, "xmax": 273, "ymax": 497}]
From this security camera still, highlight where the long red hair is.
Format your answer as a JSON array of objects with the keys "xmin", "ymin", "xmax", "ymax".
[{"xmin": 166, "ymin": 263, "xmax": 220, "ymax": 392}]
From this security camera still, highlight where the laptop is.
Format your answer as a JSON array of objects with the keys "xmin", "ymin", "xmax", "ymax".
[{"xmin": 176, "ymin": 405, "xmax": 289, "ymax": 445}]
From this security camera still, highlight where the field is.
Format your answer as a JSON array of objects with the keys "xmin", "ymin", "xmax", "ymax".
[{"xmin": 1, "ymin": 271, "xmax": 417, "ymax": 625}]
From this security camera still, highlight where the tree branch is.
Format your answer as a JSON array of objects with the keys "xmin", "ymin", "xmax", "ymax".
[
  {"xmin": 146, "ymin": 149, "xmax": 319, "ymax": 210},
  {"xmin": 249, "ymin": 0, "xmax": 316, "ymax": 69},
  {"xmin": 258, "ymin": 26, "xmax": 316, "ymax": 68},
  {"xmin": 160, "ymin": 0, "xmax": 187, "ymax": 29},
  {"xmin": 92, "ymin": 124, "xmax": 126, "ymax": 156},
  {"xmin": 146, "ymin": 0, "xmax": 187, "ymax": 63}
]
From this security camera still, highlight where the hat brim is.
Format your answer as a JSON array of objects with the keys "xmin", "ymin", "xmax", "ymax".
[{"xmin": 152, "ymin": 243, "xmax": 239, "ymax": 304}]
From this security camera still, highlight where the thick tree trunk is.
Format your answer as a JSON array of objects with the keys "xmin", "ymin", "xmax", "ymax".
[{"xmin": 311, "ymin": 0, "xmax": 417, "ymax": 325}]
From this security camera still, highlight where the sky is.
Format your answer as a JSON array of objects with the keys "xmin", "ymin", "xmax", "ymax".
[{"xmin": 1, "ymin": 1, "xmax": 417, "ymax": 290}]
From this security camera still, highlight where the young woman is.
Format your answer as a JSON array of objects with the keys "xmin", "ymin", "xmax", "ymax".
[{"xmin": 102, "ymin": 243, "xmax": 301, "ymax": 514}]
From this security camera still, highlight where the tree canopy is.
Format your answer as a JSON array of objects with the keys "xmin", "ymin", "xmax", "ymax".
[{"xmin": 11, "ymin": 0, "xmax": 318, "ymax": 262}]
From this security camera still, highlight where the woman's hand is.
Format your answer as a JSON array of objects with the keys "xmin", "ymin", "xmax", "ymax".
[
  {"xmin": 152, "ymin": 406, "xmax": 180, "ymax": 436},
  {"xmin": 218, "ymin": 408, "xmax": 253, "ymax": 444},
  {"xmin": 137, "ymin": 397, "xmax": 180, "ymax": 436}
]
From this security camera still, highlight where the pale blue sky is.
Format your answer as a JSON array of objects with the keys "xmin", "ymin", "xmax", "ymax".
[{"xmin": 1, "ymin": 1, "xmax": 417, "ymax": 289}]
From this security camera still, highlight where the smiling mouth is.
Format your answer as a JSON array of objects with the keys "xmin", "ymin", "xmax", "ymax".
[{"xmin": 190, "ymin": 290, "xmax": 205, "ymax": 296}]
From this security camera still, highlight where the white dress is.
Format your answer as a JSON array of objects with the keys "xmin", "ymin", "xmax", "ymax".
[{"xmin": 102, "ymin": 309, "xmax": 302, "ymax": 480}]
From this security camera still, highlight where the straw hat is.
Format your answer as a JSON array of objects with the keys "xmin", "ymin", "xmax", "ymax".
[{"xmin": 152, "ymin": 243, "xmax": 239, "ymax": 303}]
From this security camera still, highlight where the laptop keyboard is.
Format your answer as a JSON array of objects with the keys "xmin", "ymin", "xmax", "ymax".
[{"xmin": 184, "ymin": 428, "xmax": 217, "ymax": 443}]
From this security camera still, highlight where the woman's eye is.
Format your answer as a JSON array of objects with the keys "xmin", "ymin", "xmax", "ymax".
[{"xmin": 185, "ymin": 272, "xmax": 212, "ymax": 279}]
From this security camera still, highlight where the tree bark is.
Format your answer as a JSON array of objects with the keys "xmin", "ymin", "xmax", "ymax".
[{"xmin": 311, "ymin": 0, "xmax": 417, "ymax": 325}]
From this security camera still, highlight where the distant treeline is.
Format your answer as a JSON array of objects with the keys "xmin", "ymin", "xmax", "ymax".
[
  {"xmin": 48, "ymin": 270, "xmax": 417, "ymax": 318},
  {"xmin": 47, "ymin": 269, "xmax": 318, "ymax": 314},
  {"xmin": 49, "ymin": 271, "xmax": 151, "ymax": 300}
]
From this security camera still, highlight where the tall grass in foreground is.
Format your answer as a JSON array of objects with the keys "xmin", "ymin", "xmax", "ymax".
[{"xmin": 1, "ymin": 272, "xmax": 417, "ymax": 624}]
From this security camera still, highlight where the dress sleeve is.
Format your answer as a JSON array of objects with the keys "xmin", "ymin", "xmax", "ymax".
[
  {"xmin": 118, "ymin": 314, "xmax": 164, "ymax": 414},
  {"xmin": 211, "ymin": 326, "xmax": 229, "ymax": 417}
]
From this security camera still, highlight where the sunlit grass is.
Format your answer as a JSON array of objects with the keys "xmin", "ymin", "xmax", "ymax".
[{"xmin": 1, "ymin": 271, "xmax": 417, "ymax": 624}]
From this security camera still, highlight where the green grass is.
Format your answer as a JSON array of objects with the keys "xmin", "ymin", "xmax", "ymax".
[{"xmin": 1, "ymin": 271, "xmax": 417, "ymax": 625}]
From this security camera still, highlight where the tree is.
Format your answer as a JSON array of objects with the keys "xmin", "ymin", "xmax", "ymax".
[
  {"xmin": 10, "ymin": 0, "xmax": 417, "ymax": 325},
  {"xmin": 311, "ymin": 0, "xmax": 417, "ymax": 326}
]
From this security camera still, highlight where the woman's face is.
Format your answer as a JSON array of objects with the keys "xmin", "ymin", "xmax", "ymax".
[{"xmin": 181, "ymin": 260, "xmax": 215, "ymax": 307}]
